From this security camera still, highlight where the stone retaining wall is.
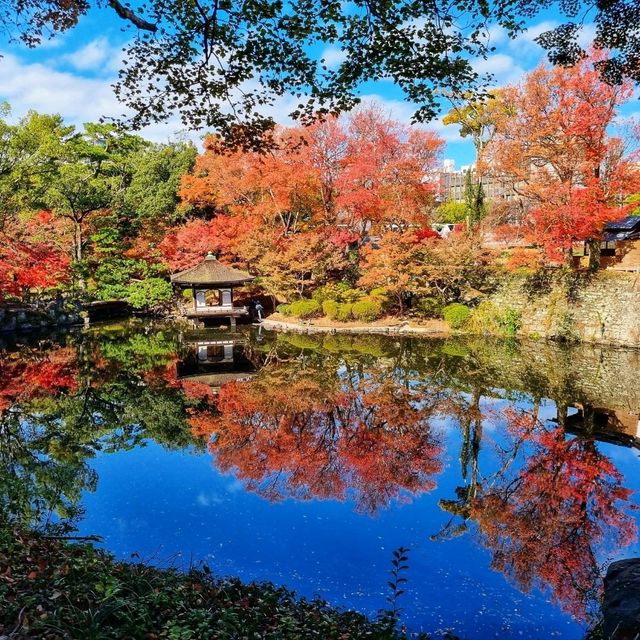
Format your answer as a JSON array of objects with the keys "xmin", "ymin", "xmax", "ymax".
[{"xmin": 488, "ymin": 271, "xmax": 640, "ymax": 347}]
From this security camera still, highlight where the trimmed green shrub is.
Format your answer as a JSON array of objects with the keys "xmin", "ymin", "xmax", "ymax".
[
  {"xmin": 352, "ymin": 298, "xmax": 383, "ymax": 322},
  {"xmin": 335, "ymin": 302, "xmax": 353, "ymax": 322},
  {"xmin": 322, "ymin": 299, "xmax": 340, "ymax": 319},
  {"xmin": 368, "ymin": 288, "xmax": 392, "ymax": 311},
  {"xmin": 312, "ymin": 285, "xmax": 337, "ymax": 304},
  {"xmin": 289, "ymin": 299, "xmax": 321, "ymax": 319},
  {"xmin": 442, "ymin": 303, "xmax": 471, "ymax": 329},
  {"xmin": 338, "ymin": 288, "xmax": 365, "ymax": 303},
  {"xmin": 125, "ymin": 278, "xmax": 173, "ymax": 310},
  {"xmin": 415, "ymin": 296, "xmax": 443, "ymax": 318},
  {"xmin": 276, "ymin": 303, "xmax": 292, "ymax": 316}
]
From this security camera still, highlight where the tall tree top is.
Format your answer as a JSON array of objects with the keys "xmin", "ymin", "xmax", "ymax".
[{"xmin": 3, "ymin": 1, "xmax": 639, "ymax": 148}]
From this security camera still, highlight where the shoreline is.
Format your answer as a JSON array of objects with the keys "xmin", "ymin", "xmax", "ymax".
[
  {"xmin": 262, "ymin": 315, "xmax": 450, "ymax": 336},
  {"xmin": 261, "ymin": 315, "xmax": 640, "ymax": 349}
]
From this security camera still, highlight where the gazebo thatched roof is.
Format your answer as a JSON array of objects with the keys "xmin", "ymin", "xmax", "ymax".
[{"xmin": 171, "ymin": 253, "xmax": 254, "ymax": 287}]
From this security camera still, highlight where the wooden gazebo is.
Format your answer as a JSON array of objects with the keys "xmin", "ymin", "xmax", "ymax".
[{"xmin": 171, "ymin": 253, "xmax": 254, "ymax": 327}]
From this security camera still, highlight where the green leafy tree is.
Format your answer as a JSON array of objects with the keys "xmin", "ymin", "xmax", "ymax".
[
  {"xmin": 436, "ymin": 200, "xmax": 467, "ymax": 224},
  {"xmin": 120, "ymin": 142, "xmax": 197, "ymax": 227},
  {"xmin": 40, "ymin": 124, "xmax": 146, "ymax": 263},
  {"xmin": 0, "ymin": 107, "xmax": 74, "ymax": 220},
  {"xmin": 464, "ymin": 169, "xmax": 485, "ymax": 230}
]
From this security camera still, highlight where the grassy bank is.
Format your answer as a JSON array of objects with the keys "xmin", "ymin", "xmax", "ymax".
[{"xmin": 0, "ymin": 527, "xmax": 416, "ymax": 640}]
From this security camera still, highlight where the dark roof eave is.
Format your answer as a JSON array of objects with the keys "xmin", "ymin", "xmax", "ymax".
[{"xmin": 172, "ymin": 278, "xmax": 254, "ymax": 287}]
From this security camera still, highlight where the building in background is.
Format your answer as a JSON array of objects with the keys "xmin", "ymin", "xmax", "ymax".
[{"xmin": 436, "ymin": 160, "xmax": 519, "ymax": 204}]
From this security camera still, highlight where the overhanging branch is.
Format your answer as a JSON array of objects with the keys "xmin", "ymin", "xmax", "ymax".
[{"xmin": 107, "ymin": 0, "xmax": 157, "ymax": 32}]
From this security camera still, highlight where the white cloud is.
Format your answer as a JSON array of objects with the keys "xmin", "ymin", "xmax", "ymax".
[
  {"xmin": 483, "ymin": 24, "xmax": 508, "ymax": 48},
  {"xmin": 59, "ymin": 36, "xmax": 117, "ymax": 72},
  {"xmin": 320, "ymin": 46, "xmax": 347, "ymax": 69},
  {"xmin": 472, "ymin": 53, "xmax": 526, "ymax": 86},
  {"xmin": 577, "ymin": 23, "xmax": 597, "ymax": 49},
  {"xmin": 0, "ymin": 49, "xmax": 193, "ymax": 144}
]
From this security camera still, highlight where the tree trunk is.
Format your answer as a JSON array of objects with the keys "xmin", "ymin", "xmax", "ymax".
[
  {"xmin": 74, "ymin": 220, "xmax": 83, "ymax": 262},
  {"xmin": 74, "ymin": 219, "xmax": 86, "ymax": 291},
  {"xmin": 586, "ymin": 238, "xmax": 601, "ymax": 271}
]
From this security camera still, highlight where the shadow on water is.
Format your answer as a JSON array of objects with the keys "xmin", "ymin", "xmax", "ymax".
[{"xmin": 2, "ymin": 319, "xmax": 640, "ymax": 637}]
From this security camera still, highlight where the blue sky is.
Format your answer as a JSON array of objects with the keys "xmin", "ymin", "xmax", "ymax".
[{"xmin": 0, "ymin": 6, "xmax": 636, "ymax": 168}]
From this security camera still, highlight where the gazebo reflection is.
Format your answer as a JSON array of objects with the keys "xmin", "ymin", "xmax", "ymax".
[{"xmin": 177, "ymin": 332, "xmax": 257, "ymax": 390}]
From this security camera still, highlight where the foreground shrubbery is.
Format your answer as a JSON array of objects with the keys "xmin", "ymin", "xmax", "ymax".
[
  {"xmin": 442, "ymin": 303, "xmax": 471, "ymax": 329},
  {"xmin": 0, "ymin": 527, "xmax": 416, "ymax": 640},
  {"xmin": 289, "ymin": 299, "xmax": 322, "ymax": 319}
]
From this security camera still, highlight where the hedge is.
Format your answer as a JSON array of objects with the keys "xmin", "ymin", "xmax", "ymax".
[
  {"xmin": 335, "ymin": 302, "xmax": 353, "ymax": 321},
  {"xmin": 322, "ymin": 299, "xmax": 340, "ymax": 319},
  {"xmin": 352, "ymin": 298, "xmax": 383, "ymax": 322},
  {"xmin": 442, "ymin": 303, "xmax": 471, "ymax": 329},
  {"xmin": 289, "ymin": 299, "xmax": 321, "ymax": 318}
]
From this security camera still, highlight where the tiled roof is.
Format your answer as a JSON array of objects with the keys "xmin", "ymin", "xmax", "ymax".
[
  {"xmin": 171, "ymin": 253, "xmax": 253, "ymax": 285},
  {"xmin": 605, "ymin": 216, "xmax": 640, "ymax": 231}
]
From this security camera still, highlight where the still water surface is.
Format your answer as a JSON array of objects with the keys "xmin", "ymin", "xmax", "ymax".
[{"xmin": 3, "ymin": 321, "xmax": 640, "ymax": 638}]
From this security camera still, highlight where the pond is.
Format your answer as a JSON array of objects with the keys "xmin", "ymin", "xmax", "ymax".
[{"xmin": 2, "ymin": 320, "xmax": 640, "ymax": 638}]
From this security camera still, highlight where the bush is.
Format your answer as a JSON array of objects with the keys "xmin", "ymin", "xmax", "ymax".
[
  {"xmin": 466, "ymin": 300, "xmax": 503, "ymax": 334},
  {"xmin": 369, "ymin": 287, "xmax": 388, "ymax": 298},
  {"xmin": 352, "ymin": 298, "xmax": 383, "ymax": 322},
  {"xmin": 442, "ymin": 303, "xmax": 471, "ymax": 329},
  {"xmin": 335, "ymin": 302, "xmax": 353, "ymax": 322},
  {"xmin": 312, "ymin": 285, "xmax": 335, "ymax": 304},
  {"xmin": 415, "ymin": 296, "xmax": 443, "ymax": 318},
  {"xmin": 276, "ymin": 303, "xmax": 292, "ymax": 316},
  {"xmin": 125, "ymin": 278, "xmax": 173, "ymax": 310},
  {"xmin": 322, "ymin": 299, "xmax": 340, "ymax": 319},
  {"xmin": 466, "ymin": 301, "xmax": 522, "ymax": 337},
  {"xmin": 289, "ymin": 299, "xmax": 321, "ymax": 319},
  {"xmin": 338, "ymin": 288, "xmax": 365, "ymax": 303},
  {"xmin": 499, "ymin": 307, "xmax": 522, "ymax": 336}
]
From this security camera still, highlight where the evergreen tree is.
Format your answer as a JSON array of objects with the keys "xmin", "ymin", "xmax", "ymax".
[{"xmin": 464, "ymin": 169, "xmax": 485, "ymax": 231}]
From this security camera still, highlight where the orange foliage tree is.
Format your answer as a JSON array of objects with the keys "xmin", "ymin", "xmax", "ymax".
[
  {"xmin": 359, "ymin": 230, "xmax": 492, "ymax": 309},
  {"xmin": 161, "ymin": 106, "xmax": 443, "ymax": 300},
  {"xmin": 0, "ymin": 213, "xmax": 71, "ymax": 299},
  {"xmin": 486, "ymin": 51, "xmax": 640, "ymax": 263}
]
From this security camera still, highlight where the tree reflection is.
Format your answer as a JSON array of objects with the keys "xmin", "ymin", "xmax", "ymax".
[
  {"xmin": 191, "ymin": 364, "xmax": 444, "ymax": 514},
  {"xmin": 469, "ymin": 406, "xmax": 637, "ymax": 620},
  {"xmin": 0, "ymin": 325, "xmax": 638, "ymax": 624},
  {"xmin": 0, "ymin": 326, "xmax": 200, "ymax": 531}
]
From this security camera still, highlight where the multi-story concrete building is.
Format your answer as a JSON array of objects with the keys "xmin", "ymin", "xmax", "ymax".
[{"xmin": 436, "ymin": 160, "xmax": 519, "ymax": 204}]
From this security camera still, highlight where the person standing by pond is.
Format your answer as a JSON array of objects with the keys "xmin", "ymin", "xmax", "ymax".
[{"xmin": 254, "ymin": 300, "xmax": 264, "ymax": 322}]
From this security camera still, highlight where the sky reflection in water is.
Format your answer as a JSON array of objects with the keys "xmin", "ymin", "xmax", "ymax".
[{"xmin": 3, "ymin": 322, "xmax": 640, "ymax": 639}]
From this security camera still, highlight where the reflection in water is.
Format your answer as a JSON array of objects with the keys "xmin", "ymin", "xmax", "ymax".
[
  {"xmin": 472, "ymin": 408, "xmax": 635, "ymax": 620},
  {"xmin": 194, "ymin": 369, "xmax": 443, "ymax": 513},
  {"xmin": 1, "ymin": 322, "xmax": 639, "ymax": 632}
]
